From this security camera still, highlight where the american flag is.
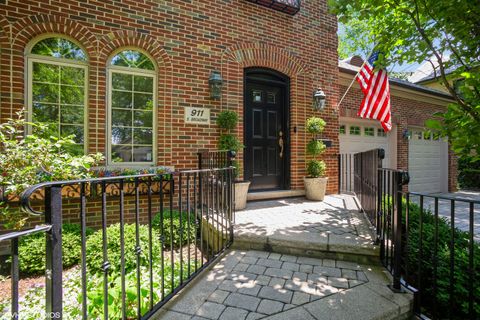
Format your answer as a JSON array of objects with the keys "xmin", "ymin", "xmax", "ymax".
[{"xmin": 356, "ymin": 52, "xmax": 392, "ymax": 132}]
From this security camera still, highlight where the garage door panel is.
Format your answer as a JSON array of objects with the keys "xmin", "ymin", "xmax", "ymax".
[{"xmin": 408, "ymin": 135, "xmax": 448, "ymax": 194}]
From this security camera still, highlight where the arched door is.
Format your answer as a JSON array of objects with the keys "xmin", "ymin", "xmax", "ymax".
[{"xmin": 244, "ymin": 68, "xmax": 290, "ymax": 191}]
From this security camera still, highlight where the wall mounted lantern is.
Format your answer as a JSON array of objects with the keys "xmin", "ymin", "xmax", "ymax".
[
  {"xmin": 402, "ymin": 129, "xmax": 412, "ymax": 140},
  {"xmin": 313, "ymin": 88, "xmax": 326, "ymax": 111},
  {"xmin": 209, "ymin": 70, "xmax": 223, "ymax": 100}
]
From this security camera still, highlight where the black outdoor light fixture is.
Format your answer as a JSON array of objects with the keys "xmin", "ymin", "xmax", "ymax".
[
  {"xmin": 313, "ymin": 88, "xmax": 326, "ymax": 111},
  {"xmin": 209, "ymin": 70, "xmax": 223, "ymax": 100}
]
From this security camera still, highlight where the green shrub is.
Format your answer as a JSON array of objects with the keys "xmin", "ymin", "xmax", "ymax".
[
  {"xmin": 400, "ymin": 200, "xmax": 480, "ymax": 318},
  {"xmin": 306, "ymin": 140, "xmax": 326, "ymax": 157},
  {"xmin": 152, "ymin": 210, "xmax": 196, "ymax": 250},
  {"xmin": 306, "ymin": 160, "xmax": 326, "ymax": 178},
  {"xmin": 305, "ymin": 117, "xmax": 327, "ymax": 178},
  {"xmin": 17, "ymin": 223, "xmax": 93, "ymax": 275},
  {"xmin": 216, "ymin": 111, "xmax": 238, "ymax": 130},
  {"xmin": 218, "ymin": 133, "xmax": 243, "ymax": 152},
  {"xmin": 457, "ymin": 157, "xmax": 480, "ymax": 190},
  {"xmin": 306, "ymin": 117, "xmax": 326, "ymax": 134},
  {"xmin": 85, "ymin": 223, "xmax": 161, "ymax": 275}
]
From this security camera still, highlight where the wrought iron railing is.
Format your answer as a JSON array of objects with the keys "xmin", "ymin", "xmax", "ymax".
[
  {"xmin": 348, "ymin": 148, "xmax": 479, "ymax": 319},
  {"xmin": 0, "ymin": 167, "xmax": 235, "ymax": 319},
  {"xmin": 245, "ymin": 0, "xmax": 301, "ymax": 15},
  {"xmin": 197, "ymin": 150, "xmax": 236, "ymax": 170}
]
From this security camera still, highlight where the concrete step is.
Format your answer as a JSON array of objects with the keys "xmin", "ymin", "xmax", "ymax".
[
  {"xmin": 232, "ymin": 195, "xmax": 379, "ymax": 265},
  {"xmin": 247, "ymin": 190, "xmax": 305, "ymax": 201}
]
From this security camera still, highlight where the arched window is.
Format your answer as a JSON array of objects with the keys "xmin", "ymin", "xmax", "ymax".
[
  {"xmin": 108, "ymin": 50, "xmax": 156, "ymax": 164},
  {"xmin": 27, "ymin": 37, "xmax": 88, "ymax": 154}
]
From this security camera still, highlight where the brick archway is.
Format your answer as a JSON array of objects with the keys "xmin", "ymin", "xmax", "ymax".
[{"xmin": 220, "ymin": 42, "xmax": 313, "ymax": 187}]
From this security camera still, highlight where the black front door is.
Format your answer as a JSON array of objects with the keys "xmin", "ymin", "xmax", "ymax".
[{"xmin": 244, "ymin": 70, "xmax": 289, "ymax": 191}]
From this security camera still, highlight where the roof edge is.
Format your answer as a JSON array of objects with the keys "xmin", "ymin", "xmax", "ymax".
[{"xmin": 339, "ymin": 66, "xmax": 454, "ymax": 101}]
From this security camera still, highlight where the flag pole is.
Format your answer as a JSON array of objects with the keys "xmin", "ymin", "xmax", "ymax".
[{"xmin": 337, "ymin": 58, "xmax": 368, "ymax": 108}]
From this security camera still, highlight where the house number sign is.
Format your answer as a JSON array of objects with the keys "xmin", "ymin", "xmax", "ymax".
[{"xmin": 184, "ymin": 107, "xmax": 210, "ymax": 125}]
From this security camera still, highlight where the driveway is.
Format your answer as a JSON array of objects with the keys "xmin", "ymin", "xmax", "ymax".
[{"xmin": 410, "ymin": 190, "xmax": 480, "ymax": 241}]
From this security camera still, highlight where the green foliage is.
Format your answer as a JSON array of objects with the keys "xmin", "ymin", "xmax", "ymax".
[
  {"xmin": 218, "ymin": 133, "xmax": 243, "ymax": 153},
  {"xmin": 0, "ymin": 112, "xmax": 103, "ymax": 229},
  {"xmin": 457, "ymin": 156, "xmax": 480, "ymax": 190},
  {"xmin": 152, "ymin": 210, "xmax": 196, "ymax": 250},
  {"xmin": 330, "ymin": 0, "xmax": 480, "ymax": 160},
  {"xmin": 306, "ymin": 117, "xmax": 326, "ymax": 135},
  {"xmin": 15, "ymin": 224, "xmax": 93, "ymax": 275},
  {"xmin": 399, "ymin": 200, "xmax": 480, "ymax": 318},
  {"xmin": 85, "ymin": 223, "xmax": 161, "ymax": 275},
  {"xmin": 216, "ymin": 111, "xmax": 238, "ymax": 130},
  {"xmin": 306, "ymin": 160, "xmax": 326, "ymax": 178},
  {"xmin": 305, "ymin": 117, "xmax": 327, "ymax": 177},
  {"xmin": 306, "ymin": 140, "xmax": 326, "ymax": 157}
]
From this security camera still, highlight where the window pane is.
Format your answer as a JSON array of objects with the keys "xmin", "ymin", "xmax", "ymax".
[
  {"xmin": 134, "ymin": 75, "xmax": 153, "ymax": 93},
  {"xmin": 112, "ymin": 145, "xmax": 132, "ymax": 162},
  {"xmin": 112, "ymin": 90, "xmax": 133, "ymax": 109},
  {"xmin": 61, "ymin": 105, "xmax": 84, "ymax": 124},
  {"xmin": 377, "ymin": 129, "xmax": 386, "ymax": 137},
  {"xmin": 364, "ymin": 127, "xmax": 374, "ymax": 136},
  {"xmin": 112, "ymin": 127, "xmax": 132, "ymax": 145},
  {"xmin": 134, "ymin": 110, "xmax": 153, "ymax": 128},
  {"xmin": 33, "ymin": 83, "xmax": 59, "ymax": 103},
  {"xmin": 61, "ymin": 66, "xmax": 85, "ymax": 85},
  {"xmin": 133, "ymin": 146, "xmax": 153, "ymax": 162},
  {"xmin": 349, "ymin": 126, "xmax": 361, "ymax": 135},
  {"xmin": 112, "ymin": 73, "xmax": 133, "ymax": 91},
  {"xmin": 33, "ymin": 103, "xmax": 58, "ymax": 123},
  {"xmin": 31, "ymin": 38, "xmax": 87, "ymax": 61},
  {"xmin": 112, "ymin": 109, "xmax": 132, "ymax": 127},
  {"xmin": 339, "ymin": 125, "xmax": 346, "ymax": 134},
  {"xmin": 61, "ymin": 125, "xmax": 84, "ymax": 143},
  {"xmin": 110, "ymin": 50, "xmax": 155, "ymax": 70},
  {"xmin": 33, "ymin": 62, "xmax": 59, "ymax": 83},
  {"xmin": 133, "ymin": 93, "xmax": 153, "ymax": 110},
  {"xmin": 60, "ymin": 85, "xmax": 84, "ymax": 105},
  {"xmin": 133, "ymin": 128, "xmax": 153, "ymax": 145}
]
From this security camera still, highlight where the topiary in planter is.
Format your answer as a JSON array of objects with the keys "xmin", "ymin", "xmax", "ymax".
[
  {"xmin": 305, "ymin": 117, "xmax": 327, "ymax": 178},
  {"xmin": 304, "ymin": 117, "xmax": 328, "ymax": 201},
  {"xmin": 216, "ymin": 110, "xmax": 238, "ymax": 131}
]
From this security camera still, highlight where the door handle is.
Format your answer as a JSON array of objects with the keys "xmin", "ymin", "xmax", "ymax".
[{"xmin": 279, "ymin": 131, "xmax": 284, "ymax": 158}]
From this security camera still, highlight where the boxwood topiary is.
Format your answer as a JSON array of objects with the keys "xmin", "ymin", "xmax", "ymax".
[
  {"xmin": 216, "ymin": 110, "xmax": 238, "ymax": 130},
  {"xmin": 17, "ymin": 223, "xmax": 93, "ymax": 275}
]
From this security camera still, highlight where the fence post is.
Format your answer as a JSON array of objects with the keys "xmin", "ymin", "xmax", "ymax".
[
  {"xmin": 197, "ymin": 152, "xmax": 203, "ymax": 170},
  {"xmin": 227, "ymin": 150, "xmax": 236, "ymax": 168},
  {"xmin": 391, "ymin": 170, "xmax": 408, "ymax": 291},
  {"xmin": 44, "ymin": 186, "xmax": 63, "ymax": 319}
]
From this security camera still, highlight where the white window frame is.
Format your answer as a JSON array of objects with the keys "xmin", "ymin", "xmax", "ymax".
[
  {"xmin": 107, "ymin": 64, "xmax": 157, "ymax": 166},
  {"xmin": 27, "ymin": 45, "xmax": 89, "ymax": 154}
]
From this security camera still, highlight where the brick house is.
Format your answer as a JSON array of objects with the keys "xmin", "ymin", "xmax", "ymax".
[{"xmin": 0, "ymin": 0, "xmax": 456, "ymax": 200}]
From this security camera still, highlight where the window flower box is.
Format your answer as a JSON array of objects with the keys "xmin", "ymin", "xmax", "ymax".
[{"xmin": 245, "ymin": 0, "xmax": 301, "ymax": 15}]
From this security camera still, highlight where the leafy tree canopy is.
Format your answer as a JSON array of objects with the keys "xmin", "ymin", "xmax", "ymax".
[{"xmin": 330, "ymin": 0, "xmax": 480, "ymax": 161}]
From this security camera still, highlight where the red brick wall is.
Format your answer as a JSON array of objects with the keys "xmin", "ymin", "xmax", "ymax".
[
  {"xmin": 339, "ymin": 84, "xmax": 458, "ymax": 192},
  {"xmin": 0, "ymin": 0, "xmax": 340, "ymax": 194}
]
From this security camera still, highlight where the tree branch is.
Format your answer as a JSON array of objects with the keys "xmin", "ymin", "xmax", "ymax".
[{"xmin": 407, "ymin": 1, "xmax": 480, "ymax": 122}]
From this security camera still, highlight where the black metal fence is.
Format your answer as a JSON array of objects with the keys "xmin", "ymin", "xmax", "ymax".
[
  {"xmin": 0, "ymin": 167, "xmax": 235, "ymax": 319},
  {"xmin": 348, "ymin": 149, "xmax": 479, "ymax": 319},
  {"xmin": 197, "ymin": 150, "xmax": 236, "ymax": 170}
]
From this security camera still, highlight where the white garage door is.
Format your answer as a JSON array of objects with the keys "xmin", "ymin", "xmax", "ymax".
[
  {"xmin": 339, "ymin": 122, "xmax": 394, "ymax": 168},
  {"xmin": 408, "ymin": 129, "xmax": 448, "ymax": 194},
  {"xmin": 339, "ymin": 121, "xmax": 395, "ymax": 191}
]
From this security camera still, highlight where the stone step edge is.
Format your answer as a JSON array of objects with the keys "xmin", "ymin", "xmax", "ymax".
[{"xmin": 231, "ymin": 239, "xmax": 380, "ymax": 265}]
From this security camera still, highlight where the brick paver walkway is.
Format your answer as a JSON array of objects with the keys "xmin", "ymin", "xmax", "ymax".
[{"xmin": 154, "ymin": 250, "xmax": 411, "ymax": 320}]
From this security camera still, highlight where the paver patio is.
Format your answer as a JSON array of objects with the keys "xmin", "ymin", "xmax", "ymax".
[
  {"xmin": 153, "ymin": 250, "xmax": 412, "ymax": 320},
  {"xmin": 153, "ymin": 195, "xmax": 412, "ymax": 319},
  {"xmin": 233, "ymin": 195, "xmax": 379, "ymax": 263}
]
